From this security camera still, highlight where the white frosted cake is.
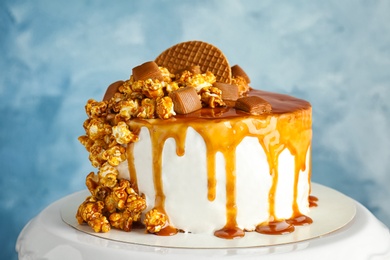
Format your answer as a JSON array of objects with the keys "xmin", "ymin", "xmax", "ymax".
[{"xmin": 76, "ymin": 41, "xmax": 314, "ymax": 239}]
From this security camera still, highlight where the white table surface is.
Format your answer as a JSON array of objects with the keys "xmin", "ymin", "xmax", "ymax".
[{"xmin": 16, "ymin": 187, "xmax": 390, "ymax": 260}]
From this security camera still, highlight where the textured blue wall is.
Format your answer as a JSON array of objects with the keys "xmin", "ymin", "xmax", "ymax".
[{"xmin": 1, "ymin": 1, "xmax": 389, "ymax": 259}]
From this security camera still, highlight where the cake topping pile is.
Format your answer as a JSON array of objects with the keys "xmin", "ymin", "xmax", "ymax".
[
  {"xmin": 76, "ymin": 169, "xmax": 147, "ymax": 232},
  {"xmin": 76, "ymin": 41, "xmax": 273, "ymax": 234}
]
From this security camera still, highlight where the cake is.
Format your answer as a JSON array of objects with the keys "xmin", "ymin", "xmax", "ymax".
[{"xmin": 76, "ymin": 41, "xmax": 314, "ymax": 239}]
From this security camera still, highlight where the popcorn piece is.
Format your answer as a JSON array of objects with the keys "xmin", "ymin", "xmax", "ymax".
[
  {"xmin": 164, "ymin": 81, "xmax": 179, "ymax": 94},
  {"xmin": 112, "ymin": 121, "xmax": 138, "ymax": 144},
  {"xmin": 98, "ymin": 163, "xmax": 119, "ymax": 188},
  {"xmin": 158, "ymin": 66, "xmax": 174, "ymax": 82},
  {"xmin": 86, "ymin": 172, "xmax": 110, "ymax": 200},
  {"xmin": 88, "ymin": 139, "xmax": 108, "ymax": 168},
  {"xmin": 102, "ymin": 145, "xmax": 126, "ymax": 166},
  {"xmin": 144, "ymin": 209, "xmax": 168, "ymax": 234},
  {"xmin": 126, "ymin": 189, "xmax": 147, "ymax": 219},
  {"xmin": 156, "ymin": 96, "xmax": 176, "ymax": 119},
  {"xmin": 109, "ymin": 211, "xmax": 133, "ymax": 232},
  {"xmin": 137, "ymin": 98, "xmax": 156, "ymax": 119},
  {"xmin": 118, "ymin": 100, "xmax": 140, "ymax": 120},
  {"xmin": 141, "ymin": 79, "xmax": 164, "ymax": 99},
  {"xmin": 78, "ymin": 135, "xmax": 94, "ymax": 152},
  {"xmin": 76, "ymin": 196, "xmax": 111, "ymax": 233},
  {"xmin": 199, "ymin": 86, "xmax": 225, "ymax": 108},
  {"xmin": 177, "ymin": 71, "xmax": 216, "ymax": 91},
  {"xmin": 84, "ymin": 118, "xmax": 112, "ymax": 141},
  {"xmin": 85, "ymin": 99, "xmax": 108, "ymax": 118},
  {"xmin": 104, "ymin": 181, "xmax": 128, "ymax": 213},
  {"xmin": 118, "ymin": 80, "xmax": 133, "ymax": 96}
]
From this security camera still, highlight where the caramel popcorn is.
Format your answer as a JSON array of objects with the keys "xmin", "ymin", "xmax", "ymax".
[
  {"xmin": 98, "ymin": 163, "xmax": 119, "ymax": 188},
  {"xmin": 112, "ymin": 121, "xmax": 137, "ymax": 144},
  {"xmin": 136, "ymin": 98, "xmax": 156, "ymax": 119},
  {"xmin": 84, "ymin": 118, "xmax": 112, "ymax": 141},
  {"xmin": 109, "ymin": 210, "xmax": 133, "ymax": 232},
  {"xmin": 85, "ymin": 99, "xmax": 108, "ymax": 118},
  {"xmin": 158, "ymin": 66, "xmax": 174, "ymax": 82},
  {"xmin": 177, "ymin": 70, "xmax": 216, "ymax": 92},
  {"xmin": 118, "ymin": 100, "xmax": 140, "ymax": 120},
  {"xmin": 144, "ymin": 208, "xmax": 168, "ymax": 234},
  {"xmin": 102, "ymin": 145, "xmax": 126, "ymax": 166},
  {"xmin": 76, "ymin": 171, "xmax": 147, "ymax": 233},
  {"xmin": 156, "ymin": 96, "xmax": 176, "ymax": 119},
  {"xmin": 165, "ymin": 81, "xmax": 180, "ymax": 94},
  {"xmin": 141, "ymin": 79, "xmax": 165, "ymax": 99},
  {"xmin": 199, "ymin": 86, "xmax": 225, "ymax": 108},
  {"xmin": 76, "ymin": 196, "xmax": 111, "ymax": 233}
]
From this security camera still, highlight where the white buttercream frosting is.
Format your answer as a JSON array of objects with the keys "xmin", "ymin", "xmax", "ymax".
[{"xmin": 117, "ymin": 125, "xmax": 311, "ymax": 234}]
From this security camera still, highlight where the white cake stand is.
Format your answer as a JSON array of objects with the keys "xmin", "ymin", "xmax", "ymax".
[{"xmin": 16, "ymin": 183, "xmax": 390, "ymax": 260}]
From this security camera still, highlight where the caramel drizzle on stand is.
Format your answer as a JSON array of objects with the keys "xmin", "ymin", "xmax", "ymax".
[{"xmin": 127, "ymin": 90, "xmax": 313, "ymax": 238}]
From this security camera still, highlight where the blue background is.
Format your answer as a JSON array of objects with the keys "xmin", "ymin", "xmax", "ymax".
[{"xmin": 1, "ymin": 1, "xmax": 389, "ymax": 259}]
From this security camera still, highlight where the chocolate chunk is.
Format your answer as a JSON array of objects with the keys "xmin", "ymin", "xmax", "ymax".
[
  {"xmin": 175, "ymin": 65, "xmax": 202, "ymax": 75},
  {"xmin": 235, "ymin": 96, "xmax": 272, "ymax": 115},
  {"xmin": 132, "ymin": 61, "xmax": 164, "ymax": 81},
  {"xmin": 231, "ymin": 65, "xmax": 250, "ymax": 83},
  {"xmin": 169, "ymin": 87, "xmax": 202, "ymax": 114},
  {"xmin": 103, "ymin": 80, "xmax": 124, "ymax": 101},
  {"xmin": 187, "ymin": 65, "xmax": 202, "ymax": 75},
  {"xmin": 213, "ymin": 82, "xmax": 239, "ymax": 102}
]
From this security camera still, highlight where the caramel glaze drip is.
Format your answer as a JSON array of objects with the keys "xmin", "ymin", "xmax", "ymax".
[
  {"xmin": 127, "ymin": 89, "xmax": 313, "ymax": 238},
  {"xmin": 309, "ymin": 195, "xmax": 319, "ymax": 207}
]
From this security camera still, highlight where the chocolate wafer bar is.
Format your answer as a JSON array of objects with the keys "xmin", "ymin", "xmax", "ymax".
[
  {"xmin": 169, "ymin": 87, "xmax": 202, "ymax": 114},
  {"xmin": 132, "ymin": 61, "xmax": 164, "ymax": 81},
  {"xmin": 231, "ymin": 65, "xmax": 250, "ymax": 83},
  {"xmin": 235, "ymin": 96, "xmax": 272, "ymax": 115},
  {"xmin": 103, "ymin": 80, "xmax": 124, "ymax": 101},
  {"xmin": 213, "ymin": 82, "xmax": 239, "ymax": 101}
]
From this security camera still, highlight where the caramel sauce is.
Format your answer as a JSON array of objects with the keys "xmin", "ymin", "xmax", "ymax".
[
  {"xmin": 255, "ymin": 220, "xmax": 295, "ymax": 235},
  {"xmin": 286, "ymin": 214, "xmax": 313, "ymax": 226},
  {"xmin": 132, "ymin": 221, "xmax": 146, "ymax": 229},
  {"xmin": 214, "ymin": 226, "xmax": 245, "ymax": 239},
  {"xmin": 309, "ymin": 195, "xmax": 319, "ymax": 207},
  {"xmin": 127, "ymin": 142, "xmax": 139, "ymax": 193},
  {"xmin": 156, "ymin": 225, "xmax": 178, "ymax": 236},
  {"xmin": 127, "ymin": 89, "xmax": 312, "ymax": 238}
]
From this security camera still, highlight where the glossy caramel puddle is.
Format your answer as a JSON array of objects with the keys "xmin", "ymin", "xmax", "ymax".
[{"xmin": 127, "ymin": 89, "xmax": 313, "ymax": 238}]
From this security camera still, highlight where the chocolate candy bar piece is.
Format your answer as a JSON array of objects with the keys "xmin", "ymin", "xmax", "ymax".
[
  {"xmin": 213, "ymin": 82, "xmax": 239, "ymax": 101},
  {"xmin": 175, "ymin": 65, "xmax": 202, "ymax": 75},
  {"xmin": 103, "ymin": 80, "xmax": 124, "ymax": 101},
  {"xmin": 231, "ymin": 65, "xmax": 250, "ymax": 83},
  {"xmin": 187, "ymin": 65, "xmax": 202, "ymax": 75},
  {"xmin": 169, "ymin": 87, "xmax": 202, "ymax": 114},
  {"xmin": 235, "ymin": 96, "xmax": 272, "ymax": 115},
  {"xmin": 132, "ymin": 61, "xmax": 164, "ymax": 81}
]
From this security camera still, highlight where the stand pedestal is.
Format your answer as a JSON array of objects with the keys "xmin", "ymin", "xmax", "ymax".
[{"xmin": 16, "ymin": 188, "xmax": 390, "ymax": 260}]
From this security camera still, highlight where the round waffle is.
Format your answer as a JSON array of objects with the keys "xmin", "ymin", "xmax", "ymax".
[{"xmin": 155, "ymin": 41, "xmax": 231, "ymax": 83}]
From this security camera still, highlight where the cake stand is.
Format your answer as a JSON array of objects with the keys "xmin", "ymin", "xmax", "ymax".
[{"xmin": 16, "ymin": 183, "xmax": 390, "ymax": 260}]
